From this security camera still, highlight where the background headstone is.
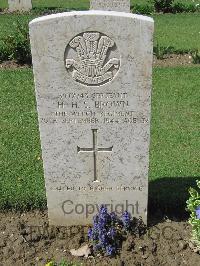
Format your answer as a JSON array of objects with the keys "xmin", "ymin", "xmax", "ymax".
[
  {"xmin": 8, "ymin": 0, "xmax": 32, "ymax": 12},
  {"xmin": 90, "ymin": 0, "xmax": 130, "ymax": 12},
  {"xmin": 29, "ymin": 11, "xmax": 154, "ymax": 226}
]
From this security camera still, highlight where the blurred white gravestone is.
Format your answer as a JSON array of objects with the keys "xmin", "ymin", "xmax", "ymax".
[
  {"xmin": 8, "ymin": 0, "xmax": 32, "ymax": 12},
  {"xmin": 29, "ymin": 9, "xmax": 154, "ymax": 226},
  {"xmin": 90, "ymin": 0, "xmax": 130, "ymax": 12}
]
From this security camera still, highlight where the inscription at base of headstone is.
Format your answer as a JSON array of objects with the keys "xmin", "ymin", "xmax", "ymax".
[
  {"xmin": 29, "ymin": 11, "xmax": 154, "ymax": 226},
  {"xmin": 90, "ymin": 0, "xmax": 130, "ymax": 12},
  {"xmin": 8, "ymin": 0, "xmax": 32, "ymax": 12}
]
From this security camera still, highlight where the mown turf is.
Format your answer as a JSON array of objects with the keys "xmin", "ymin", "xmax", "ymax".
[
  {"xmin": 0, "ymin": 67, "xmax": 199, "ymax": 213},
  {"xmin": 0, "ymin": 14, "xmax": 34, "ymax": 38},
  {"xmin": 0, "ymin": 69, "xmax": 46, "ymax": 210},
  {"xmin": 0, "ymin": 0, "xmax": 141, "ymax": 9},
  {"xmin": 0, "ymin": 12, "xmax": 200, "ymax": 52},
  {"xmin": 150, "ymin": 67, "xmax": 200, "ymax": 179},
  {"xmin": 0, "ymin": 0, "xmax": 199, "ymax": 9},
  {"xmin": 154, "ymin": 13, "xmax": 200, "ymax": 51},
  {"xmin": 149, "ymin": 67, "xmax": 200, "ymax": 216}
]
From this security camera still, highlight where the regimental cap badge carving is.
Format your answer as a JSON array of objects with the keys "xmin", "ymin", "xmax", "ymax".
[{"xmin": 64, "ymin": 32, "xmax": 120, "ymax": 86}]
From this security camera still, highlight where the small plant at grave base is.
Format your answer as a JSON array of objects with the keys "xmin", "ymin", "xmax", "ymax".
[
  {"xmin": 172, "ymin": 3, "xmax": 197, "ymax": 13},
  {"xmin": 0, "ymin": 20, "xmax": 31, "ymax": 64},
  {"xmin": 153, "ymin": 41, "xmax": 174, "ymax": 60},
  {"xmin": 132, "ymin": 4, "xmax": 154, "ymax": 15},
  {"xmin": 45, "ymin": 260, "xmax": 81, "ymax": 266},
  {"xmin": 150, "ymin": 0, "xmax": 174, "ymax": 13},
  {"xmin": 191, "ymin": 50, "xmax": 200, "ymax": 64},
  {"xmin": 186, "ymin": 180, "xmax": 200, "ymax": 249},
  {"xmin": 88, "ymin": 205, "xmax": 146, "ymax": 256}
]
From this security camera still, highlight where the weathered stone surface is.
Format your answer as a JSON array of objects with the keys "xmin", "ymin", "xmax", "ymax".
[
  {"xmin": 29, "ymin": 11, "xmax": 154, "ymax": 226},
  {"xmin": 8, "ymin": 0, "xmax": 32, "ymax": 12},
  {"xmin": 90, "ymin": 0, "xmax": 130, "ymax": 12}
]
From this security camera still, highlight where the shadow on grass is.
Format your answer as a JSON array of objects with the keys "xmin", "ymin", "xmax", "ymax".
[{"xmin": 148, "ymin": 176, "xmax": 199, "ymax": 222}]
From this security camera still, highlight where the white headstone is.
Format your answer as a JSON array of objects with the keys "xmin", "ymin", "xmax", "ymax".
[
  {"xmin": 29, "ymin": 11, "xmax": 154, "ymax": 226},
  {"xmin": 90, "ymin": 0, "xmax": 130, "ymax": 12},
  {"xmin": 8, "ymin": 0, "xmax": 32, "ymax": 12}
]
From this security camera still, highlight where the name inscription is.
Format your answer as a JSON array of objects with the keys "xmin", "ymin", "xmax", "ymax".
[{"xmin": 40, "ymin": 91, "xmax": 149, "ymax": 125}]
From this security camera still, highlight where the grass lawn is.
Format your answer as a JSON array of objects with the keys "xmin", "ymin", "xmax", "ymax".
[
  {"xmin": 0, "ymin": 0, "xmax": 200, "ymax": 216},
  {"xmin": 0, "ymin": 70, "xmax": 46, "ymax": 210},
  {"xmin": 0, "ymin": 12, "xmax": 200, "ymax": 51},
  {"xmin": 0, "ymin": 14, "xmax": 35, "ymax": 38},
  {"xmin": 154, "ymin": 13, "xmax": 200, "ymax": 51},
  {"xmin": 151, "ymin": 67, "xmax": 200, "ymax": 179},
  {"xmin": 149, "ymin": 67, "xmax": 200, "ymax": 215},
  {"xmin": 0, "ymin": 67, "xmax": 199, "ymax": 213},
  {"xmin": 0, "ymin": 0, "xmax": 146, "ymax": 9},
  {"xmin": 1, "ymin": 0, "xmax": 200, "ymax": 8}
]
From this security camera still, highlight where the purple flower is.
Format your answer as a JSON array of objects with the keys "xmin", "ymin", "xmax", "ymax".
[
  {"xmin": 108, "ymin": 227, "xmax": 116, "ymax": 238},
  {"xmin": 90, "ymin": 205, "xmax": 134, "ymax": 256},
  {"xmin": 99, "ymin": 205, "xmax": 108, "ymax": 215},
  {"xmin": 195, "ymin": 206, "xmax": 200, "ymax": 219},
  {"xmin": 122, "ymin": 211, "xmax": 131, "ymax": 229},
  {"xmin": 106, "ymin": 245, "xmax": 116, "ymax": 256},
  {"xmin": 110, "ymin": 212, "xmax": 118, "ymax": 223},
  {"xmin": 98, "ymin": 205, "xmax": 111, "ymax": 227},
  {"xmin": 88, "ymin": 228, "xmax": 93, "ymax": 239},
  {"xmin": 90, "ymin": 223, "xmax": 99, "ymax": 241},
  {"xmin": 98, "ymin": 216, "xmax": 109, "ymax": 228},
  {"xmin": 99, "ymin": 230, "xmax": 109, "ymax": 246}
]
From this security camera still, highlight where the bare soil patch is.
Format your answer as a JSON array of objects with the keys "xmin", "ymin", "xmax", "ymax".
[
  {"xmin": 153, "ymin": 54, "xmax": 196, "ymax": 67},
  {"xmin": 0, "ymin": 211, "xmax": 199, "ymax": 266},
  {"xmin": 0, "ymin": 61, "xmax": 30, "ymax": 70}
]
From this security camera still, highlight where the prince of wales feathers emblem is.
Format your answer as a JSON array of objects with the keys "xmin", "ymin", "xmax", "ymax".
[{"xmin": 65, "ymin": 32, "xmax": 120, "ymax": 86}]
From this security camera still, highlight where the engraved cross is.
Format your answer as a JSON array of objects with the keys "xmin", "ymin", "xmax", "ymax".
[{"xmin": 77, "ymin": 129, "xmax": 113, "ymax": 182}]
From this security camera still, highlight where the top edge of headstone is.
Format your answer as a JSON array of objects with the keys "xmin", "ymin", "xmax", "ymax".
[
  {"xmin": 90, "ymin": 0, "xmax": 130, "ymax": 13},
  {"xmin": 29, "ymin": 11, "xmax": 154, "ymax": 26}
]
